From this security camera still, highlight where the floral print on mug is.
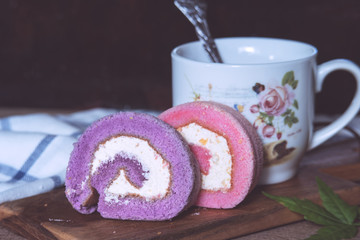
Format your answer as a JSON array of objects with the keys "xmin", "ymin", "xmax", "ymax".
[
  {"xmin": 234, "ymin": 71, "xmax": 300, "ymax": 166},
  {"xmin": 248, "ymin": 71, "xmax": 299, "ymax": 140}
]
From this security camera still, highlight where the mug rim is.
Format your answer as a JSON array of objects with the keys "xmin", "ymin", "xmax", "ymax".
[{"xmin": 171, "ymin": 37, "xmax": 318, "ymax": 66}]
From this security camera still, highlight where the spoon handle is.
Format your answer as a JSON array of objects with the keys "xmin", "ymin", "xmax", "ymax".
[{"xmin": 175, "ymin": 0, "xmax": 223, "ymax": 63}]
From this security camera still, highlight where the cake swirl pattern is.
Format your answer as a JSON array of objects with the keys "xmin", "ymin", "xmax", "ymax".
[
  {"xmin": 65, "ymin": 112, "xmax": 200, "ymax": 220},
  {"xmin": 178, "ymin": 123, "xmax": 232, "ymax": 192},
  {"xmin": 160, "ymin": 101, "xmax": 263, "ymax": 209},
  {"xmin": 92, "ymin": 136, "xmax": 171, "ymax": 202}
]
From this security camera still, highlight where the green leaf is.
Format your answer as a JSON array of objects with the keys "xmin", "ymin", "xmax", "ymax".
[
  {"xmin": 259, "ymin": 112, "xmax": 268, "ymax": 119},
  {"xmin": 281, "ymin": 109, "xmax": 292, "ymax": 117},
  {"xmin": 291, "ymin": 80, "xmax": 299, "ymax": 89},
  {"xmin": 292, "ymin": 116, "xmax": 299, "ymax": 124},
  {"xmin": 305, "ymin": 224, "xmax": 358, "ymax": 240},
  {"xmin": 316, "ymin": 178, "xmax": 358, "ymax": 225},
  {"xmin": 284, "ymin": 118, "xmax": 288, "ymax": 127},
  {"xmin": 282, "ymin": 71, "xmax": 295, "ymax": 86},
  {"xmin": 263, "ymin": 192, "xmax": 342, "ymax": 226},
  {"xmin": 284, "ymin": 116, "xmax": 289, "ymax": 123},
  {"xmin": 268, "ymin": 116, "xmax": 274, "ymax": 124},
  {"xmin": 284, "ymin": 116, "xmax": 293, "ymax": 128},
  {"xmin": 293, "ymin": 99, "xmax": 299, "ymax": 109}
]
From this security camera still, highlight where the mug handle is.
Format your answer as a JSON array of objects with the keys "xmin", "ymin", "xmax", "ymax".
[{"xmin": 310, "ymin": 59, "xmax": 360, "ymax": 149}]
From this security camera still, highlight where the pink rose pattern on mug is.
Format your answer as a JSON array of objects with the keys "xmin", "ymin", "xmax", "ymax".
[
  {"xmin": 250, "ymin": 71, "xmax": 299, "ymax": 138},
  {"xmin": 243, "ymin": 71, "xmax": 300, "ymax": 166}
]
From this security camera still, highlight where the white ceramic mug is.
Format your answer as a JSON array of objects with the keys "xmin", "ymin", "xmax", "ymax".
[{"xmin": 171, "ymin": 37, "xmax": 360, "ymax": 184}]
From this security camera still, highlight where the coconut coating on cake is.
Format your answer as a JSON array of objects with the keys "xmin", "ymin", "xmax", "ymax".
[
  {"xmin": 65, "ymin": 112, "xmax": 201, "ymax": 220},
  {"xmin": 159, "ymin": 101, "xmax": 263, "ymax": 209}
]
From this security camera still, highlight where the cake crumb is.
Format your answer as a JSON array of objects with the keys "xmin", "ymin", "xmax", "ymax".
[
  {"xmin": 191, "ymin": 212, "xmax": 200, "ymax": 216},
  {"xmin": 157, "ymin": 232, "xmax": 162, "ymax": 235}
]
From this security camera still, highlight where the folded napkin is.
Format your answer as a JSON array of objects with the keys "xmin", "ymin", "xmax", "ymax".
[{"xmin": 0, "ymin": 108, "xmax": 124, "ymax": 204}]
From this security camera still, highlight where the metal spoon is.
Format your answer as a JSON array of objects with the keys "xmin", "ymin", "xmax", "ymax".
[{"xmin": 174, "ymin": 0, "xmax": 223, "ymax": 63}]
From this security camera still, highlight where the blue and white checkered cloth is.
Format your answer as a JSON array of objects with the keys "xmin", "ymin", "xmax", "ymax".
[{"xmin": 0, "ymin": 108, "xmax": 120, "ymax": 204}]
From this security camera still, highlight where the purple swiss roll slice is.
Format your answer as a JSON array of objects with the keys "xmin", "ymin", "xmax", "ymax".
[{"xmin": 65, "ymin": 112, "xmax": 200, "ymax": 221}]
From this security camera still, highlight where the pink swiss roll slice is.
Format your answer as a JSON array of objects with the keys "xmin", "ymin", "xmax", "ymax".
[
  {"xmin": 65, "ymin": 112, "xmax": 200, "ymax": 220},
  {"xmin": 159, "ymin": 101, "xmax": 263, "ymax": 209}
]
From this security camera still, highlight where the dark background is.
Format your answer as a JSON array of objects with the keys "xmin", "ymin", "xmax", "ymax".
[{"xmin": 0, "ymin": 0, "xmax": 359, "ymax": 113}]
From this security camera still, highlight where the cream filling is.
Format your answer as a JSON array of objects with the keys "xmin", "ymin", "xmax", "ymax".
[
  {"xmin": 91, "ymin": 136, "xmax": 171, "ymax": 202},
  {"xmin": 178, "ymin": 123, "xmax": 232, "ymax": 192}
]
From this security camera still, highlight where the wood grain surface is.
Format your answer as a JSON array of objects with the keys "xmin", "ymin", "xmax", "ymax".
[{"xmin": 0, "ymin": 164, "xmax": 359, "ymax": 240}]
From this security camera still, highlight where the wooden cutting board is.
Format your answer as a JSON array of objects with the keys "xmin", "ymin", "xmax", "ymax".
[{"xmin": 0, "ymin": 163, "xmax": 360, "ymax": 240}]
